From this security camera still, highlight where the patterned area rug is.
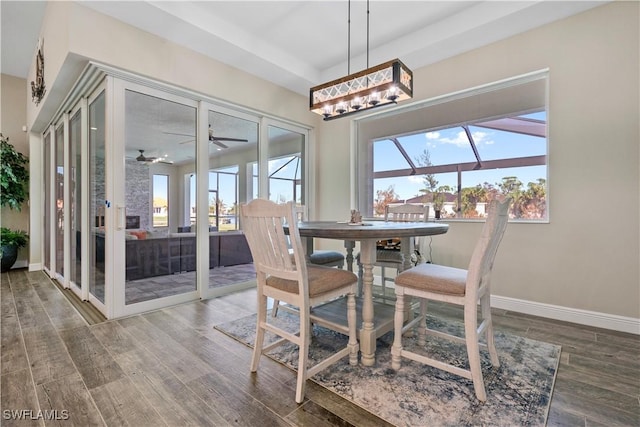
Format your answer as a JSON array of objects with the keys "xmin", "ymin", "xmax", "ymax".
[{"xmin": 215, "ymin": 310, "xmax": 560, "ymax": 427}]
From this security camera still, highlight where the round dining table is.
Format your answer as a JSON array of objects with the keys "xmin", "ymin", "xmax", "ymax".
[{"xmin": 296, "ymin": 220, "xmax": 449, "ymax": 366}]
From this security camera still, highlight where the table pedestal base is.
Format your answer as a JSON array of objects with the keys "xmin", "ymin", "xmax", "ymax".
[{"xmin": 311, "ymin": 297, "xmax": 396, "ymax": 366}]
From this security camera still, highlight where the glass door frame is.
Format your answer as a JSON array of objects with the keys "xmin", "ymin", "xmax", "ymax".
[
  {"xmin": 42, "ymin": 127, "xmax": 53, "ymax": 277},
  {"xmin": 198, "ymin": 102, "xmax": 260, "ymax": 300},
  {"xmin": 110, "ymin": 79, "xmax": 201, "ymax": 318},
  {"xmin": 66, "ymin": 99, "xmax": 88, "ymax": 300},
  {"xmin": 86, "ymin": 83, "xmax": 108, "ymax": 315}
]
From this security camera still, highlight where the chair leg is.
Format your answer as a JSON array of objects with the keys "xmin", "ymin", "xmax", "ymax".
[
  {"xmin": 417, "ymin": 299, "xmax": 427, "ymax": 346},
  {"xmin": 402, "ymin": 295, "xmax": 414, "ymax": 337},
  {"xmin": 464, "ymin": 304, "xmax": 486, "ymax": 402},
  {"xmin": 251, "ymin": 294, "xmax": 268, "ymax": 372},
  {"xmin": 347, "ymin": 292, "xmax": 359, "ymax": 365},
  {"xmin": 295, "ymin": 311, "xmax": 311, "ymax": 404},
  {"xmin": 481, "ymin": 293, "xmax": 500, "ymax": 367},
  {"xmin": 271, "ymin": 299, "xmax": 280, "ymax": 317},
  {"xmin": 391, "ymin": 290, "xmax": 405, "ymax": 370}
]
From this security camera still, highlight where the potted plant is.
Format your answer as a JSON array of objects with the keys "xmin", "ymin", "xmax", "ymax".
[
  {"xmin": 432, "ymin": 185, "xmax": 452, "ymax": 219},
  {"xmin": 1, "ymin": 228, "xmax": 28, "ymax": 272},
  {"xmin": 0, "ymin": 133, "xmax": 29, "ymax": 271}
]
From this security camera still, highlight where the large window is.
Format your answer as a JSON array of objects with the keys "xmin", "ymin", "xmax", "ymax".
[
  {"xmin": 359, "ymin": 72, "xmax": 548, "ymax": 221},
  {"xmin": 152, "ymin": 174, "xmax": 168, "ymax": 227},
  {"xmin": 372, "ymin": 111, "xmax": 546, "ymax": 219}
]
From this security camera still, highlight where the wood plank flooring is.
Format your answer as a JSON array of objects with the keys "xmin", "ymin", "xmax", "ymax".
[{"xmin": 1, "ymin": 269, "xmax": 638, "ymax": 426}]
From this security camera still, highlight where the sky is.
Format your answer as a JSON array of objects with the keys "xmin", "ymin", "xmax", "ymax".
[{"xmin": 373, "ymin": 112, "xmax": 547, "ymax": 200}]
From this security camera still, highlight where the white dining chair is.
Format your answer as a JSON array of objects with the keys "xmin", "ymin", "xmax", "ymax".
[
  {"xmin": 390, "ymin": 197, "xmax": 511, "ymax": 401},
  {"xmin": 240, "ymin": 199, "xmax": 359, "ymax": 403},
  {"xmin": 272, "ymin": 205, "xmax": 345, "ymax": 317}
]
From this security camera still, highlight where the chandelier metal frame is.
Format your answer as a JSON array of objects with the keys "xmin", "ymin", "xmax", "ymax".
[{"xmin": 309, "ymin": 1, "xmax": 413, "ymax": 121}]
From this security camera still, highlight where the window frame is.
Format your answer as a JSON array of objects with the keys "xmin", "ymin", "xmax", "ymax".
[
  {"xmin": 152, "ymin": 174, "xmax": 169, "ymax": 228},
  {"xmin": 353, "ymin": 70, "xmax": 549, "ymax": 223}
]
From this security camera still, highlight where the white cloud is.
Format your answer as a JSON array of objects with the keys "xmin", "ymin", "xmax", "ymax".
[
  {"xmin": 430, "ymin": 129, "xmax": 495, "ymax": 147},
  {"xmin": 473, "ymin": 131, "xmax": 494, "ymax": 145},
  {"xmin": 438, "ymin": 130, "xmax": 470, "ymax": 147},
  {"xmin": 407, "ymin": 175, "xmax": 424, "ymax": 184},
  {"xmin": 425, "ymin": 131, "xmax": 440, "ymax": 140}
]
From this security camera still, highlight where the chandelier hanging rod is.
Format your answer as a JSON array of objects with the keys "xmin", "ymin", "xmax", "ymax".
[{"xmin": 309, "ymin": 0, "xmax": 413, "ymax": 121}]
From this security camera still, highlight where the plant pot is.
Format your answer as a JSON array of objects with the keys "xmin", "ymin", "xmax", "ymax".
[{"xmin": 1, "ymin": 244, "xmax": 18, "ymax": 272}]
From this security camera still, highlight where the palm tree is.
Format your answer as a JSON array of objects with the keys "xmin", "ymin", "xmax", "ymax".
[{"xmin": 498, "ymin": 176, "xmax": 524, "ymax": 217}]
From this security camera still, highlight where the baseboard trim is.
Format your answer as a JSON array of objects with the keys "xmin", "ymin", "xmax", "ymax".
[
  {"xmin": 491, "ymin": 295, "xmax": 640, "ymax": 335},
  {"xmin": 28, "ymin": 263, "xmax": 42, "ymax": 272}
]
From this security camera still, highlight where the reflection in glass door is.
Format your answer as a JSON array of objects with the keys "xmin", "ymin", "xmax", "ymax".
[
  {"xmin": 54, "ymin": 124, "xmax": 65, "ymax": 279},
  {"xmin": 43, "ymin": 132, "xmax": 51, "ymax": 273},
  {"xmin": 89, "ymin": 91, "xmax": 106, "ymax": 306},
  {"xmin": 123, "ymin": 89, "xmax": 197, "ymax": 305},
  {"xmin": 267, "ymin": 124, "xmax": 305, "ymax": 205},
  {"xmin": 69, "ymin": 109, "xmax": 82, "ymax": 292},
  {"xmin": 205, "ymin": 109, "xmax": 258, "ymax": 294}
]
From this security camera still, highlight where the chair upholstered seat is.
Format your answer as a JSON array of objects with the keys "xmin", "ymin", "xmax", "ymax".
[
  {"xmin": 267, "ymin": 265, "xmax": 357, "ymax": 297},
  {"xmin": 394, "ymin": 263, "xmax": 467, "ymax": 296},
  {"xmin": 309, "ymin": 250, "xmax": 345, "ymax": 266}
]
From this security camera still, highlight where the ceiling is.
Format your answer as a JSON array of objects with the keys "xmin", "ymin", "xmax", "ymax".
[
  {"xmin": 2, "ymin": 1, "xmax": 607, "ymax": 96},
  {"xmin": 1, "ymin": 1, "xmax": 606, "ymax": 165}
]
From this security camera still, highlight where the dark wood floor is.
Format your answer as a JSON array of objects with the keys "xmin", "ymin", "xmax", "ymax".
[{"xmin": 1, "ymin": 269, "xmax": 638, "ymax": 426}]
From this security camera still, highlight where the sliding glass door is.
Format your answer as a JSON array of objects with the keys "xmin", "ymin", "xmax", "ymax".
[
  {"xmin": 43, "ymin": 132, "xmax": 52, "ymax": 274},
  {"xmin": 40, "ymin": 64, "xmax": 312, "ymax": 318},
  {"xmin": 88, "ymin": 89, "xmax": 106, "ymax": 309},
  {"xmin": 111, "ymin": 85, "xmax": 199, "ymax": 316},
  {"xmin": 54, "ymin": 124, "xmax": 65, "ymax": 280},
  {"xmin": 202, "ymin": 109, "xmax": 259, "ymax": 297},
  {"xmin": 68, "ymin": 107, "xmax": 82, "ymax": 294}
]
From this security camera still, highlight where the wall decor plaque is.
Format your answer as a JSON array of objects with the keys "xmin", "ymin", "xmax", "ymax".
[{"xmin": 31, "ymin": 38, "xmax": 46, "ymax": 105}]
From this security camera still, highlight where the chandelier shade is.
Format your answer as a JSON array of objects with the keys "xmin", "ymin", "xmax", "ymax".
[{"xmin": 310, "ymin": 59, "xmax": 413, "ymax": 121}]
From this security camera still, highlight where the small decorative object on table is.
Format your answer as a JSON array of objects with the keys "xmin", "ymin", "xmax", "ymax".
[{"xmin": 350, "ymin": 210, "xmax": 362, "ymax": 224}]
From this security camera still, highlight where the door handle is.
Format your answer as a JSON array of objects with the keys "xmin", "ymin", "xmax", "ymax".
[{"xmin": 117, "ymin": 205, "xmax": 126, "ymax": 230}]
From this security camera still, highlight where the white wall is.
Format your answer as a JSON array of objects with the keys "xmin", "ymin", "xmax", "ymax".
[
  {"xmin": 315, "ymin": 2, "xmax": 639, "ymax": 322},
  {"xmin": 0, "ymin": 74, "xmax": 30, "ymax": 268}
]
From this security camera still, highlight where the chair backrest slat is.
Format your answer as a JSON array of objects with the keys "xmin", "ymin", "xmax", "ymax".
[
  {"xmin": 240, "ymin": 199, "xmax": 308, "ymax": 291},
  {"xmin": 385, "ymin": 204, "xmax": 430, "ymax": 222}
]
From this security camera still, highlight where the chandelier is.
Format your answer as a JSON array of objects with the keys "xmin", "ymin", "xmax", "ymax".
[{"xmin": 309, "ymin": 1, "xmax": 413, "ymax": 121}]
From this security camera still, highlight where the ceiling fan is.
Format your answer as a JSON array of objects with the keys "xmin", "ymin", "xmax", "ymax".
[
  {"xmin": 165, "ymin": 125, "xmax": 248, "ymax": 149},
  {"xmin": 135, "ymin": 150, "xmax": 172, "ymax": 164}
]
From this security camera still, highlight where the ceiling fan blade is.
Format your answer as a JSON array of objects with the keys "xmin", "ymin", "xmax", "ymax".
[
  {"xmin": 163, "ymin": 131, "xmax": 195, "ymax": 137},
  {"xmin": 211, "ymin": 136, "xmax": 248, "ymax": 142},
  {"xmin": 211, "ymin": 139, "xmax": 228, "ymax": 149}
]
